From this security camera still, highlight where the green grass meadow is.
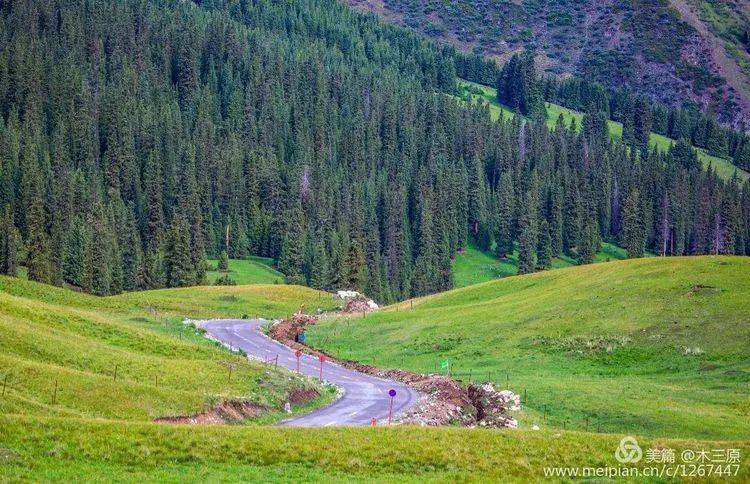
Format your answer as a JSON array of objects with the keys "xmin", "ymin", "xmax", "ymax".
[
  {"xmin": 2, "ymin": 415, "xmax": 748, "ymax": 481},
  {"xmin": 309, "ymin": 256, "xmax": 750, "ymax": 441},
  {"xmin": 452, "ymin": 241, "xmax": 627, "ymax": 288},
  {"xmin": 2, "ymin": 256, "xmax": 749, "ymax": 480},
  {"xmin": 206, "ymin": 257, "xmax": 285, "ymax": 285},
  {"xmin": 0, "ymin": 276, "xmax": 337, "ymax": 423},
  {"xmin": 456, "ymin": 79, "xmax": 750, "ymax": 182}
]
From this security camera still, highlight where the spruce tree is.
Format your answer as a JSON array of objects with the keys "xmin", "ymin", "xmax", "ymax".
[
  {"xmin": 345, "ymin": 239, "xmax": 366, "ymax": 291},
  {"xmin": 218, "ymin": 250, "xmax": 229, "ymax": 271},
  {"xmin": 21, "ymin": 140, "xmax": 50, "ymax": 283},
  {"xmin": 164, "ymin": 215, "xmax": 194, "ymax": 288},
  {"xmin": 0, "ymin": 205, "xmax": 21, "ymax": 276},
  {"xmin": 578, "ymin": 219, "xmax": 600, "ymax": 264},
  {"xmin": 493, "ymin": 172, "xmax": 514, "ymax": 258},
  {"xmin": 62, "ymin": 217, "xmax": 89, "ymax": 287},
  {"xmin": 620, "ymin": 189, "xmax": 646, "ymax": 258},
  {"xmin": 278, "ymin": 201, "xmax": 306, "ymax": 285},
  {"xmin": 536, "ymin": 219, "xmax": 552, "ymax": 269},
  {"xmin": 518, "ymin": 178, "xmax": 539, "ymax": 274}
]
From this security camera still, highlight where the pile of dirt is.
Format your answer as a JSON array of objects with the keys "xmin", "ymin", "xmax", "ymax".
[
  {"xmin": 288, "ymin": 387, "xmax": 320, "ymax": 405},
  {"xmin": 155, "ymin": 400, "xmax": 266, "ymax": 425},
  {"xmin": 342, "ymin": 298, "xmax": 378, "ymax": 313},
  {"xmin": 268, "ymin": 312, "xmax": 317, "ymax": 343},
  {"xmin": 270, "ymin": 312, "xmax": 519, "ymax": 428}
]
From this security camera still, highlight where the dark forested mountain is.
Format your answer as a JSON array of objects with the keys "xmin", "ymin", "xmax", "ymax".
[
  {"xmin": 0, "ymin": 0, "xmax": 748, "ymax": 302},
  {"xmin": 349, "ymin": 0, "xmax": 750, "ymax": 130}
]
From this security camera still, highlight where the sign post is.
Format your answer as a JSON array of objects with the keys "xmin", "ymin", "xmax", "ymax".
[
  {"xmin": 388, "ymin": 388, "xmax": 396, "ymax": 425},
  {"xmin": 295, "ymin": 349, "xmax": 302, "ymax": 373},
  {"xmin": 440, "ymin": 359, "xmax": 450, "ymax": 375},
  {"xmin": 318, "ymin": 354, "xmax": 325, "ymax": 381}
]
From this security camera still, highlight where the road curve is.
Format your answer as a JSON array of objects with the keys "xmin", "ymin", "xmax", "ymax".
[{"xmin": 203, "ymin": 319, "xmax": 421, "ymax": 426}]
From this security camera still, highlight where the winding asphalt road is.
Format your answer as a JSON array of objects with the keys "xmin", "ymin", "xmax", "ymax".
[{"xmin": 203, "ymin": 319, "xmax": 421, "ymax": 426}]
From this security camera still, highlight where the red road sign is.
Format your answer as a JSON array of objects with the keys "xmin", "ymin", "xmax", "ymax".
[
  {"xmin": 318, "ymin": 354, "xmax": 325, "ymax": 363},
  {"xmin": 295, "ymin": 349, "xmax": 302, "ymax": 358},
  {"xmin": 318, "ymin": 354, "xmax": 325, "ymax": 381}
]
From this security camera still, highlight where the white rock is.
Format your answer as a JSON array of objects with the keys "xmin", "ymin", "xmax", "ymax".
[{"xmin": 532, "ymin": 424, "xmax": 540, "ymax": 431}]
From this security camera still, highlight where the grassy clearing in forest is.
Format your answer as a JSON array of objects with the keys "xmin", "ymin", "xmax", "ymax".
[
  {"xmin": 309, "ymin": 256, "xmax": 750, "ymax": 441},
  {"xmin": 452, "ymin": 241, "xmax": 627, "ymax": 288},
  {"xmin": 206, "ymin": 257, "xmax": 285, "ymax": 285}
]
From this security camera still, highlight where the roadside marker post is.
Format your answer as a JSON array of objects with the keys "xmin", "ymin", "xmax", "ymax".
[
  {"xmin": 388, "ymin": 388, "xmax": 396, "ymax": 424},
  {"xmin": 295, "ymin": 349, "xmax": 302, "ymax": 373},
  {"xmin": 318, "ymin": 354, "xmax": 325, "ymax": 381}
]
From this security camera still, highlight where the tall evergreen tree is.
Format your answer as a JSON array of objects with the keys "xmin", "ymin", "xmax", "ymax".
[
  {"xmin": 0, "ymin": 205, "xmax": 21, "ymax": 276},
  {"xmin": 494, "ymin": 172, "xmax": 515, "ymax": 258},
  {"xmin": 536, "ymin": 219, "xmax": 552, "ymax": 269},
  {"xmin": 518, "ymin": 177, "xmax": 539, "ymax": 274},
  {"xmin": 620, "ymin": 189, "xmax": 646, "ymax": 258}
]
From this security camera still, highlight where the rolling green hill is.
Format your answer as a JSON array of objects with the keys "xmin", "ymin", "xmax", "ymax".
[
  {"xmin": 456, "ymin": 79, "xmax": 750, "ymax": 183},
  {"xmin": 308, "ymin": 256, "xmax": 750, "ymax": 440},
  {"xmin": 0, "ymin": 276, "xmax": 336, "ymax": 422},
  {"xmin": 207, "ymin": 257, "xmax": 286, "ymax": 285},
  {"xmin": 2, "ymin": 269, "xmax": 748, "ymax": 480}
]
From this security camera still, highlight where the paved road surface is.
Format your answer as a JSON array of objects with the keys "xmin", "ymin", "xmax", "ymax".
[{"xmin": 203, "ymin": 319, "xmax": 420, "ymax": 426}]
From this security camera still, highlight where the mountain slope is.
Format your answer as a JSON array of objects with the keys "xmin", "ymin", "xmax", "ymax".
[
  {"xmin": 350, "ymin": 0, "xmax": 750, "ymax": 128},
  {"xmin": 1, "ymin": 0, "xmax": 748, "ymax": 305},
  {"xmin": 308, "ymin": 256, "xmax": 750, "ymax": 440},
  {"xmin": 456, "ymin": 78, "xmax": 750, "ymax": 182}
]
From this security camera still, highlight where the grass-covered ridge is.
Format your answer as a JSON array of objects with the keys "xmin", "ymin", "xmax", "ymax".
[
  {"xmin": 0, "ymin": 276, "xmax": 337, "ymax": 422},
  {"xmin": 308, "ymin": 256, "xmax": 750, "ymax": 440}
]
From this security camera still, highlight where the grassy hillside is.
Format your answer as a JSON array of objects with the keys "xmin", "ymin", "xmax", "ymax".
[
  {"xmin": 2, "ymin": 416, "xmax": 748, "ymax": 481},
  {"xmin": 206, "ymin": 257, "xmax": 285, "ymax": 285},
  {"xmin": 457, "ymin": 80, "xmax": 750, "ymax": 182},
  {"xmin": 0, "ymin": 277, "xmax": 337, "ymax": 422},
  {"xmin": 453, "ymin": 242, "xmax": 628, "ymax": 288},
  {"xmin": 2, "ymin": 267, "xmax": 748, "ymax": 480},
  {"xmin": 308, "ymin": 256, "xmax": 750, "ymax": 440}
]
